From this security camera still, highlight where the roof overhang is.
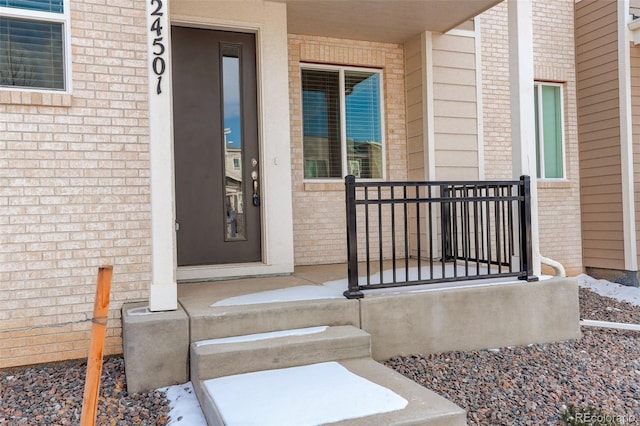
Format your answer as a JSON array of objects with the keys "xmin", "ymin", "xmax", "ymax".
[{"xmin": 273, "ymin": 0, "xmax": 501, "ymax": 44}]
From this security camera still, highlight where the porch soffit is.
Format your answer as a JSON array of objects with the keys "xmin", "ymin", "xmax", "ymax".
[{"xmin": 273, "ymin": 0, "xmax": 501, "ymax": 44}]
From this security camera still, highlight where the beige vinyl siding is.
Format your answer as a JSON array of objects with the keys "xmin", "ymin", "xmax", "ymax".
[
  {"xmin": 432, "ymin": 33, "xmax": 479, "ymax": 180},
  {"xmin": 405, "ymin": 34, "xmax": 427, "ymax": 181},
  {"xmin": 631, "ymin": 43, "xmax": 640, "ymax": 268},
  {"xmin": 404, "ymin": 34, "xmax": 430, "ymax": 259},
  {"xmin": 576, "ymin": 0, "xmax": 625, "ymax": 270}
]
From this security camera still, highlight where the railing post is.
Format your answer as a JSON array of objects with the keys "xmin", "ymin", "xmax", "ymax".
[
  {"xmin": 344, "ymin": 175, "xmax": 364, "ymax": 299},
  {"xmin": 518, "ymin": 175, "xmax": 538, "ymax": 282},
  {"xmin": 440, "ymin": 186, "xmax": 453, "ymax": 261}
]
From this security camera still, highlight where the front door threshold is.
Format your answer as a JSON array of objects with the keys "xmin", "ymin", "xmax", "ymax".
[{"xmin": 177, "ymin": 262, "xmax": 293, "ymax": 283}]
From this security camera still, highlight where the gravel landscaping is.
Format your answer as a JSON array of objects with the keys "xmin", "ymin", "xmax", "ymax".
[
  {"xmin": 1, "ymin": 285, "xmax": 639, "ymax": 425},
  {"xmin": 386, "ymin": 288, "xmax": 640, "ymax": 425},
  {"xmin": 0, "ymin": 356, "xmax": 168, "ymax": 425}
]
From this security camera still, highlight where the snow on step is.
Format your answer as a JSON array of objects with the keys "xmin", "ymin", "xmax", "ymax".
[
  {"xmin": 194, "ymin": 326, "xmax": 328, "ymax": 347},
  {"xmin": 210, "ymin": 285, "xmax": 343, "ymax": 307},
  {"xmin": 204, "ymin": 361, "xmax": 408, "ymax": 426},
  {"xmin": 190, "ymin": 325, "xmax": 372, "ymax": 381}
]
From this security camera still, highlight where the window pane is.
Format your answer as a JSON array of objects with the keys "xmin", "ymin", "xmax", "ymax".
[
  {"xmin": 222, "ymin": 45, "xmax": 246, "ymax": 241},
  {"xmin": 345, "ymin": 71, "xmax": 382, "ymax": 179},
  {"xmin": 541, "ymin": 85, "xmax": 563, "ymax": 178},
  {"xmin": 0, "ymin": 17, "xmax": 65, "ymax": 90},
  {"xmin": 0, "ymin": 0, "xmax": 63, "ymax": 13},
  {"xmin": 302, "ymin": 69, "xmax": 341, "ymax": 178}
]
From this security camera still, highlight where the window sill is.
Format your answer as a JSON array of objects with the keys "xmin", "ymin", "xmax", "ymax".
[
  {"xmin": 303, "ymin": 181, "xmax": 344, "ymax": 192},
  {"xmin": 537, "ymin": 179, "xmax": 572, "ymax": 189},
  {"xmin": 0, "ymin": 90, "xmax": 72, "ymax": 107}
]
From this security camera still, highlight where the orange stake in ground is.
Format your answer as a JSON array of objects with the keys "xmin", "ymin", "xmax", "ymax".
[{"xmin": 80, "ymin": 266, "xmax": 113, "ymax": 426}]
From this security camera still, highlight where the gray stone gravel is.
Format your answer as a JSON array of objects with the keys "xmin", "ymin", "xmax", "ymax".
[
  {"xmin": 2, "ymin": 286, "xmax": 639, "ymax": 425},
  {"xmin": 385, "ymin": 288, "xmax": 640, "ymax": 425},
  {"xmin": 0, "ymin": 356, "xmax": 168, "ymax": 425}
]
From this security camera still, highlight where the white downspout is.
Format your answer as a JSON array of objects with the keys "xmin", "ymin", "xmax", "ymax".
[{"xmin": 540, "ymin": 255, "xmax": 566, "ymax": 277}]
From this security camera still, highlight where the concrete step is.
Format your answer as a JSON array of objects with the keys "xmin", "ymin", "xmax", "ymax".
[
  {"xmin": 182, "ymin": 296, "xmax": 360, "ymax": 342},
  {"xmin": 191, "ymin": 325, "xmax": 371, "ymax": 381},
  {"xmin": 194, "ymin": 358, "xmax": 467, "ymax": 426}
]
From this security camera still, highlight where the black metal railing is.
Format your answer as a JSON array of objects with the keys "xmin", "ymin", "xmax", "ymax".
[{"xmin": 345, "ymin": 175, "xmax": 537, "ymax": 299}]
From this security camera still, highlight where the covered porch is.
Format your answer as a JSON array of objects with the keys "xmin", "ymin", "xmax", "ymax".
[{"xmin": 145, "ymin": 0, "xmax": 544, "ymax": 312}]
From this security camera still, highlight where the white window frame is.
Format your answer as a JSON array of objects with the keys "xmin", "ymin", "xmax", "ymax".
[
  {"xmin": 300, "ymin": 63, "xmax": 386, "ymax": 182},
  {"xmin": 0, "ymin": 1, "xmax": 72, "ymax": 93},
  {"xmin": 534, "ymin": 82, "xmax": 566, "ymax": 180}
]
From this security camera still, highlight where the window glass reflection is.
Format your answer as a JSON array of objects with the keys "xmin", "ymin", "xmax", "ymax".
[{"xmin": 222, "ymin": 45, "xmax": 246, "ymax": 241}]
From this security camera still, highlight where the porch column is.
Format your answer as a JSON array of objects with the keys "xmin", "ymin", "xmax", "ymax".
[
  {"xmin": 508, "ymin": 0, "xmax": 541, "ymax": 276},
  {"xmin": 146, "ymin": 0, "xmax": 178, "ymax": 310}
]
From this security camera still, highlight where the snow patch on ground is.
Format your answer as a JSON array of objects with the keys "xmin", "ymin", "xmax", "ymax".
[
  {"xmin": 577, "ymin": 274, "xmax": 640, "ymax": 307},
  {"xmin": 204, "ymin": 362, "xmax": 408, "ymax": 426},
  {"xmin": 161, "ymin": 382, "xmax": 207, "ymax": 426}
]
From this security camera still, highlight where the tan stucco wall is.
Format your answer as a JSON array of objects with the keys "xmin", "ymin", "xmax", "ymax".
[
  {"xmin": 481, "ymin": 0, "xmax": 583, "ymax": 276},
  {"xmin": 0, "ymin": 0, "xmax": 150, "ymax": 367},
  {"xmin": 288, "ymin": 35, "xmax": 407, "ymax": 266}
]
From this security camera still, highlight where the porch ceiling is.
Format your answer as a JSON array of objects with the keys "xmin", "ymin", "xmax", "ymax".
[{"xmin": 274, "ymin": 0, "xmax": 501, "ymax": 44}]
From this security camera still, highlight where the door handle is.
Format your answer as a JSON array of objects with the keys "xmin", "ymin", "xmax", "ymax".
[{"xmin": 251, "ymin": 170, "xmax": 260, "ymax": 206}]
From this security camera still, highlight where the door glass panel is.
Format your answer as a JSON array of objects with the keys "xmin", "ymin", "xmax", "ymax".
[{"xmin": 222, "ymin": 44, "xmax": 245, "ymax": 241}]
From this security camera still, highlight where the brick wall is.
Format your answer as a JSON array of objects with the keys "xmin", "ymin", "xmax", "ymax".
[
  {"xmin": 481, "ymin": 0, "xmax": 583, "ymax": 275},
  {"xmin": 0, "ymin": 0, "xmax": 150, "ymax": 367},
  {"xmin": 288, "ymin": 35, "xmax": 407, "ymax": 265}
]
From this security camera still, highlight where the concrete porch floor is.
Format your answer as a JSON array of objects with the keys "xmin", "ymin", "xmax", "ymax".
[{"xmin": 177, "ymin": 263, "xmax": 350, "ymax": 303}]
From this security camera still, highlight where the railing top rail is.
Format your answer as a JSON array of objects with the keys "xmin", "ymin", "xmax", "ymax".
[
  {"xmin": 351, "ymin": 178, "xmax": 522, "ymax": 188},
  {"xmin": 354, "ymin": 195, "xmax": 522, "ymax": 205}
]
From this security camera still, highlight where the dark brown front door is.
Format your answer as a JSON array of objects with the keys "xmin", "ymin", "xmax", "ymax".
[{"xmin": 172, "ymin": 27, "xmax": 261, "ymax": 266}]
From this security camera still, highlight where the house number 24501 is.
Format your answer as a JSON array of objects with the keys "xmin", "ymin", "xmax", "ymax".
[{"xmin": 150, "ymin": 0, "xmax": 166, "ymax": 94}]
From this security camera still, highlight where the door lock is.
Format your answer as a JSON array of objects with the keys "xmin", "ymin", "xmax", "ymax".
[{"xmin": 251, "ymin": 170, "xmax": 260, "ymax": 206}]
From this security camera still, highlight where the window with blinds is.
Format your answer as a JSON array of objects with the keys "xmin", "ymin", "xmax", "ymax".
[
  {"xmin": 0, "ymin": 0, "xmax": 67, "ymax": 91},
  {"xmin": 302, "ymin": 66, "xmax": 384, "ymax": 180},
  {"xmin": 0, "ymin": 0, "xmax": 63, "ymax": 13}
]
